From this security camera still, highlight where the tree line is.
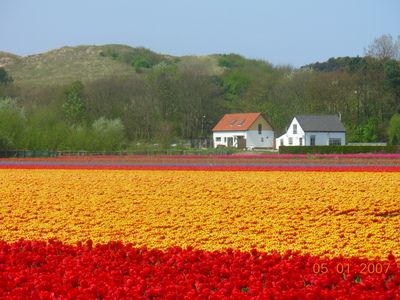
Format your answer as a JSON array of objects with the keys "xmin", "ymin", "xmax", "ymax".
[{"xmin": 0, "ymin": 34, "xmax": 399, "ymax": 151}]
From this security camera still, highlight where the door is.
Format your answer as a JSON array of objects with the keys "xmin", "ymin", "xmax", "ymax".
[
  {"xmin": 310, "ymin": 135, "xmax": 316, "ymax": 146},
  {"xmin": 237, "ymin": 136, "xmax": 246, "ymax": 149},
  {"xmin": 227, "ymin": 137, "xmax": 233, "ymax": 147}
]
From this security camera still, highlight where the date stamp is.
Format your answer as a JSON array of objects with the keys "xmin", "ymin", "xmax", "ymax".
[{"xmin": 312, "ymin": 262, "xmax": 398, "ymax": 275}]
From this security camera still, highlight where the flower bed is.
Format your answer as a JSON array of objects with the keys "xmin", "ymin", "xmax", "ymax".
[
  {"xmin": 0, "ymin": 165, "xmax": 399, "ymax": 298},
  {"xmin": 1, "ymin": 153, "xmax": 400, "ymax": 167},
  {"xmin": 1, "ymin": 240, "xmax": 399, "ymax": 299},
  {"xmin": 1, "ymin": 170, "xmax": 399, "ymax": 258}
]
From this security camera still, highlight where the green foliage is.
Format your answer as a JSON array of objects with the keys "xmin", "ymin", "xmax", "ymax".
[
  {"xmin": 156, "ymin": 121, "xmax": 175, "ymax": 148},
  {"xmin": 0, "ymin": 133, "xmax": 13, "ymax": 150},
  {"xmin": 222, "ymin": 71, "xmax": 250, "ymax": 102},
  {"xmin": 65, "ymin": 125, "xmax": 92, "ymax": 150},
  {"xmin": 279, "ymin": 145, "xmax": 397, "ymax": 154},
  {"xmin": 130, "ymin": 48, "xmax": 165, "ymax": 71},
  {"xmin": 0, "ymin": 68, "xmax": 13, "ymax": 85},
  {"xmin": 388, "ymin": 114, "xmax": 400, "ymax": 145},
  {"xmin": 111, "ymin": 52, "xmax": 119, "ymax": 60},
  {"xmin": 100, "ymin": 46, "xmax": 166, "ymax": 72},
  {"xmin": 347, "ymin": 119, "xmax": 379, "ymax": 143},
  {"xmin": 132, "ymin": 58, "xmax": 151, "ymax": 71},
  {"xmin": 384, "ymin": 60, "xmax": 400, "ymax": 88},
  {"xmin": 91, "ymin": 117, "xmax": 125, "ymax": 150},
  {"xmin": 63, "ymin": 81, "xmax": 86, "ymax": 125},
  {"xmin": 22, "ymin": 109, "xmax": 70, "ymax": 150},
  {"xmin": 302, "ymin": 56, "xmax": 367, "ymax": 73},
  {"xmin": 146, "ymin": 63, "xmax": 180, "ymax": 121},
  {"xmin": 126, "ymin": 144, "xmax": 239, "ymax": 155},
  {"xmin": 65, "ymin": 80, "xmax": 84, "ymax": 96},
  {"xmin": 384, "ymin": 59, "xmax": 400, "ymax": 109},
  {"xmin": 21, "ymin": 113, "xmax": 126, "ymax": 151},
  {"xmin": 0, "ymin": 98, "xmax": 25, "ymax": 149},
  {"xmin": 217, "ymin": 54, "xmax": 243, "ymax": 68}
]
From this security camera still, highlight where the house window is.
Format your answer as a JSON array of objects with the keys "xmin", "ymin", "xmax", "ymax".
[
  {"xmin": 280, "ymin": 139, "xmax": 284, "ymax": 146},
  {"xmin": 261, "ymin": 137, "xmax": 264, "ymax": 142},
  {"xmin": 224, "ymin": 137, "xmax": 227, "ymax": 142},
  {"xmin": 329, "ymin": 138, "xmax": 342, "ymax": 146},
  {"xmin": 299, "ymin": 137, "xmax": 302, "ymax": 146},
  {"xmin": 310, "ymin": 135, "xmax": 316, "ymax": 146},
  {"xmin": 288, "ymin": 137, "xmax": 293, "ymax": 145},
  {"xmin": 293, "ymin": 124, "xmax": 297, "ymax": 134},
  {"xmin": 216, "ymin": 137, "xmax": 221, "ymax": 142},
  {"xmin": 258, "ymin": 124, "xmax": 262, "ymax": 134}
]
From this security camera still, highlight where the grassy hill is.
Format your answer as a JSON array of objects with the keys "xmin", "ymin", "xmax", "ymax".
[
  {"xmin": 0, "ymin": 45, "xmax": 224, "ymax": 86},
  {"xmin": 1, "ymin": 45, "xmax": 136, "ymax": 86},
  {"xmin": 0, "ymin": 51, "xmax": 21, "ymax": 67}
]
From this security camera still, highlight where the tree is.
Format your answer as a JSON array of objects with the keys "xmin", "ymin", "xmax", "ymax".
[
  {"xmin": 388, "ymin": 113, "xmax": 400, "ymax": 145},
  {"xmin": 123, "ymin": 87, "xmax": 158, "ymax": 140},
  {"xmin": 365, "ymin": 34, "xmax": 400, "ymax": 60},
  {"xmin": 0, "ymin": 132, "xmax": 13, "ymax": 150},
  {"xmin": 384, "ymin": 59, "xmax": 400, "ymax": 109},
  {"xmin": 22, "ymin": 108, "xmax": 70, "ymax": 150},
  {"xmin": 132, "ymin": 58, "xmax": 151, "ymax": 72},
  {"xmin": 63, "ymin": 81, "xmax": 86, "ymax": 125},
  {"xmin": 217, "ymin": 54, "xmax": 243, "ymax": 68},
  {"xmin": 222, "ymin": 71, "xmax": 250, "ymax": 103},
  {"xmin": 84, "ymin": 76, "xmax": 131, "ymax": 121},
  {"xmin": 0, "ymin": 68, "xmax": 13, "ymax": 85},
  {"xmin": 92, "ymin": 117, "xmax": 125, "ymax": 150},
  {"xmin": 0, "ymin": 98, "xmax": 26, "ymax": 149},
  {"xmin": 175, "ymin": 69, "xmax": 223, "ymax": 140},
  {"xmin": 146, "ymin": 63, "xmax": 179, "ymax": 122}
]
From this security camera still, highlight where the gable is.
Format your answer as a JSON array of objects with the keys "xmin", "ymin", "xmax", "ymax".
[
  {"xmin": 248, "ymin": 115, "xmax": 273, "ymax": 131},
  {"xmin": 286, "ymin": 118, "xmax": 304, "ymax": 135}
]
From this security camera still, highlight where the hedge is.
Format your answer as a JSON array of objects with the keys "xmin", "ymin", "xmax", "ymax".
[
  {"xmin": 279, "ymin": 145, "xmax": 398, "ymax": 154},
  {"xmin": 0, "ymin": 148, "xmax": 239, "ymax": 158}
]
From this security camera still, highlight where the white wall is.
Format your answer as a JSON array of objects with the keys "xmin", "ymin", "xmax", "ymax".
[
  {"xmin": 246, "ymin": 130, "xmax": 274, "ymax": 148},
  {"xmin": 304, "ymin": 132, "xmax": 346, "ymax": 146},
  {"xmin": 276, "ymin": 131, "xmax": 346, "ymax": 148},
  {"xmin": 213, "ymin": 130, "xmax": 274, "ymax": 148},
  {"xmin": 213, "ymin": 131, "xmax": 247, "ymax": 148},
  {"xmin": 275, "ymin": 118, "xmax": 346, "ymax": 149},
  {"xmin": 275, "ymin": 118, "xmax": 305, "ymax": 149}
]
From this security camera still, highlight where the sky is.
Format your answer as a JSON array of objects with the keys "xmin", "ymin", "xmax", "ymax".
[{"xmin": 1, "ymin": 0, "xmax": 399, "ymax": 67}]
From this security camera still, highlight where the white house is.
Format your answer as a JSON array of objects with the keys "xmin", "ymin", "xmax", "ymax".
[
  {"xmin": 212, "ymin": 113, "xmax": 274, "ymax": 149},
  {"xmin": 276, "ymin": 115, "xmax": 346, "ymax": 149}
]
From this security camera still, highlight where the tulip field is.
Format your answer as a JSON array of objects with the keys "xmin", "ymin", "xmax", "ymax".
[{"xmin": 0, "ymin": 154, "xmax": 399, "ymax": 299}]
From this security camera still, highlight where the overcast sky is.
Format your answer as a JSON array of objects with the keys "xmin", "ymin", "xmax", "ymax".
[{"xmin": 1, "ymin": 0, "xmax": 399, "ymax": 67}]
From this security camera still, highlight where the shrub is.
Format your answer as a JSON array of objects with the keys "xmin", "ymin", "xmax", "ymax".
[{"xmin": 279, "ymin": 145, "xmax": 398, "ymax": 154}]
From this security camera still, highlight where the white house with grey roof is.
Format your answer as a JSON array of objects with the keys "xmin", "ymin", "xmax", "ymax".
[{"xmin": 276, "ymin": 115, "xmax": 346, "ymax": 149}]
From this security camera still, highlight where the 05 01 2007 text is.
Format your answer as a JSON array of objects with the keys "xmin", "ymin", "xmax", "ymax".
[{"xmin": 312, "ymin": 262, "xmax": 398, "ymax": 275}]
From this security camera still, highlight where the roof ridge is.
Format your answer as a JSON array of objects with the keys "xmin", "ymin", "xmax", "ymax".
[
  {"xmin": 295, "ymin": 114, "xmax": 339, "ymax": 117},
  {"xmin": 212, "ymin": 112, "xmax": 264, "ymax": 132},
  {"xmin": 294, "ymin": 114, "xmax": 345, "ymax": 132},
  {"xmin": 223, "ymin": 112, "xmax": 261, "ymax": 115}
]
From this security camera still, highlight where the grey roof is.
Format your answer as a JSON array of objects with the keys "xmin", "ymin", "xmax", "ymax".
[{"xmin": 294, "ymin": 115, "xmax": 346, "ymax": 132}]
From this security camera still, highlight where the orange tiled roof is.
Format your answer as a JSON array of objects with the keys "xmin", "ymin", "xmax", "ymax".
[{"xmin": 212, "ymin": 113, "xmax": 261, "ymax": 131}]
